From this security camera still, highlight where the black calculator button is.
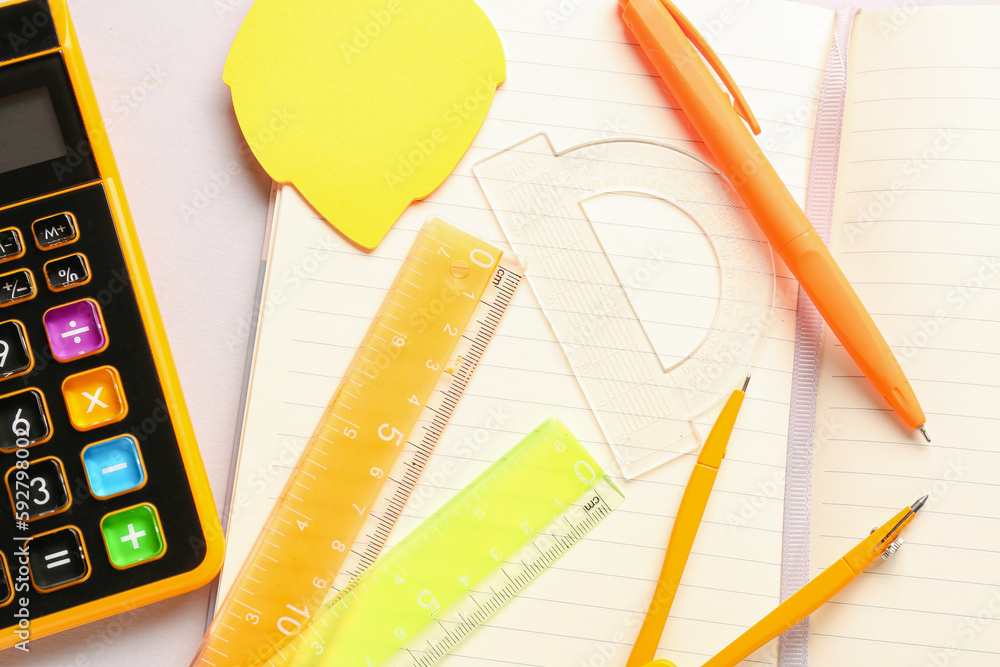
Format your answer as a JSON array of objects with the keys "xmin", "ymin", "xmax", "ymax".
[
  {"xmin": 0, "ymin": 321, "xmax": 31, "ymax": 380},
  {"xmin": 5, "ymin": 457, "xmax": 71, "ymax": 521},
  {"xmin": 0, "ymin": 389, "xmax": 51, "ymax": 453},
  {"xmin": 44, "ymin": 253, "xmax": 90, "ymax": 291},
  {"xmin": 0, "ymin": 228, "xmax": 24, "ymax": 264},
  {"xmin": 0, "ymin": 552, "xmax": 12, "ymax": 607},
  {"xmin": 32, "ymin": 212, "xmax": 79, "ymax": 250},
  {"xmin": 0, "ymin": 269, "xmax": 35, "ymax": 307},
  {"xmin": 27, "ymin": 527, "xmax": 89, "ymax": 592}
]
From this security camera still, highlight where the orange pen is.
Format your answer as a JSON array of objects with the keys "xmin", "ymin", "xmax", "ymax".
[
  {"xmin": 627, "ymin": 377, "xmax": 750, "ymax": 667},
  {"xmin": 618, "ymin": 0, "xmax": 929, "ymax": 439},
  {"xmin": 701, "ymin": 496, "xmax": 927, "ymax": 667}
]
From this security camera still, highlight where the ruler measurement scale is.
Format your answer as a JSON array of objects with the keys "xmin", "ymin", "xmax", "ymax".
[
  {"xmin": 195, "ymin": 220, "xmax": 519, "ymax": 667},
  {"xmin": 334, "ymin": 264, "xmax": 521, "ymax": 593},
  {"xmin": 401, "ymin": 494, "xmax": 616, "ymax": 667},
  {"xmin": 262, "ymin": 418, "xmax": 624, "ymax": 667}
]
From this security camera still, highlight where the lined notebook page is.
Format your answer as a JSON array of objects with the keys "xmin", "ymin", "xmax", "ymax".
[
  {"xmin": 811, "ymin": 7, "xmax": 1000, "ymax": 666},
  {"xmin": 219, "ymin": 1, "xmax": 833, "ymax": 665}
]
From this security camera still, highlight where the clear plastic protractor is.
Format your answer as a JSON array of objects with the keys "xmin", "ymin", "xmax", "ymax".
[{"xmin": 474, "ymin": 134, "xmax": 775, "ymax": 478}]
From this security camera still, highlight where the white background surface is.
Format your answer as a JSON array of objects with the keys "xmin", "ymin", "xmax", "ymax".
[{"xmin": 7, "ymin": 0, "xmax": 993, "ymax": 665}]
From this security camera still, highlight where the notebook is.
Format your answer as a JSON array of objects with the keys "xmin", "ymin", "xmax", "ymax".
[
  {"xmin": 808, "ymin": 7, "xmax": 1000, "ymax": 666},
  {"xmin": 215, "ymin": 2, "xmax": 1000, "ymax": 665}
]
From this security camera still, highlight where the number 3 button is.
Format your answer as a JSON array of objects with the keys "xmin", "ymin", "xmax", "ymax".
[{"xmin": 5, "ymin": 457, "xmax": 71, "ymax": 521}]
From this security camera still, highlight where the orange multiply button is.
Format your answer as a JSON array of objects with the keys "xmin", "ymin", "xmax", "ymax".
[{"xmin": 62, "ymin": 366, "xmax": 128, "ymax": 431}]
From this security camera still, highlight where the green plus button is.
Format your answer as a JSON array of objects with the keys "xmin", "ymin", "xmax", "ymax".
[{"xmin": 101, "ymin": 504, "xmax": 166, "ymax": 569}]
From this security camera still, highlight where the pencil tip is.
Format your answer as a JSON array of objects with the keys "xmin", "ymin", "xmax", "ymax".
[
  {"xmin": 742, "ymin": 374, "xmax": 751, "ymax": 392},
  {"xmin": 912, "ymin": 495, "xmax": 929, "ymax": 512},
  {"xmin": 918, "ymin": 425, "xmax": 931, "ymax": 443}
]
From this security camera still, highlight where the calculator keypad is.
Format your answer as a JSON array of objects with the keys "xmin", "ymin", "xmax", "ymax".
[
  {"xmin": 0, "ymin": 183, "xmax": 208, "ymax": 627},
  {"xmin": 44, "ymin": 254, "xmax": 90, "ymax": 291},
  {"xmin": 28, "ymin": 527, "xmax": 89, "ymax": 592},
  {"xmin": 5, "ymin": 457, "xmax": 71, "ymax": 521},
  {"xmin": 0, "ymin": 229, "xmax": 24, "ymax": 264},
  {"xmin": 0, "ymin": 269, "xmax": 36, "ymax": 307},
  {"xmin": 42, "ymin": 299, "xmax": 108, "ymax": 361},
  {"xmin": 32, "ymin": 213, "xmax": 79, "ymax": 250},
  {"xmin": 0, "ymin": 389, "xmax": 51, "ymax": 453},
  {"xmin": 0, "ymin": 320, "xmax": 31, "ymax": 380}
]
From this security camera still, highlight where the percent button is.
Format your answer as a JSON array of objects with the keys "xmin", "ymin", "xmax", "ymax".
[{"xmin": 44, "ymin": 254, "xmax": 91, "ymax": 292}]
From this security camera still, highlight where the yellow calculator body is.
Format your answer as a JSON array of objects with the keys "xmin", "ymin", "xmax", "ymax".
[{"xmin": 0, "ymin": 0, "xmax": 223, "ymax": 649}]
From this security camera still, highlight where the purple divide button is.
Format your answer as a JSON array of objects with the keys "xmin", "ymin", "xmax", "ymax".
[{"xmin": 44, "ymin": 299, "xmax": 108, "ymax": 361}]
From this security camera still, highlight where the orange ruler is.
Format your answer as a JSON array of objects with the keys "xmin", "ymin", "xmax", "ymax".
[{"xmin": 192, "ymin": 219, "xmax": 522, "ymax": 666}]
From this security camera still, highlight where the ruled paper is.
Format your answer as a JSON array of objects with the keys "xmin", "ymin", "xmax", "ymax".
[
  {"xmin": 218, "ymin": 1, "xmax": 834, "ymax": 665},
  {"xmin": 811, "ymin": 7, "xmax": 1000, "ymax": 666}
]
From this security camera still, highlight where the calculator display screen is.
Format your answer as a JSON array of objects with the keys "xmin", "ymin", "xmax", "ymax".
[
  {"xmin": 0, "ymin": 86, "xmax": 68, "ymax": 174},
  {"xmin": 0, "ymin": 53, "xmax": 99, "ymax": 208}
]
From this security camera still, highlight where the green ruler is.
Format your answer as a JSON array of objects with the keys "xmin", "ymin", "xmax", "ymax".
[{"xmin": 259, "ymin": 418, "xmax": 624, "ymax": 667}]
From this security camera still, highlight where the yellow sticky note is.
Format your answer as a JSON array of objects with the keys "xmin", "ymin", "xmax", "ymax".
[{"xmin": 224, "ymin": 0, "xmax": 506, "ymax": 250}]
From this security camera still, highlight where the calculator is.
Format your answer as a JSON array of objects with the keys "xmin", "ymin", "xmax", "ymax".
[{"xmin": 0, "ymin": 0, "xmax": 223, "ymax": 650}]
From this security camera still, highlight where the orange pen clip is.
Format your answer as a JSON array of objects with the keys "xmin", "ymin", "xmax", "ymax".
[{"xmin": 645, "ymin": 0, "xmax": 761, "ymax": 135}]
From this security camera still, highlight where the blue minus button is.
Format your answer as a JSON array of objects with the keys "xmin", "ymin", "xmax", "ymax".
[{"xmin": 82, "ymin": 436, "xmax": 146, "ymax": 499}]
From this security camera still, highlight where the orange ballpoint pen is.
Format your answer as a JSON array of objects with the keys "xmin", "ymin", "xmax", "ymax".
[
  {"xmin": 626, "ymin": 377, "xmax": 750, "ymax": 667},
  {"xmin": 618, "ymin": 0, "xmax": 929, "ymax": 439}
]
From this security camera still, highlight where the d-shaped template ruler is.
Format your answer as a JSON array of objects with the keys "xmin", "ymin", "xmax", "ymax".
[{"xmin": 475, "ymin": 135, "xmax": 775, "ymax": 477}]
